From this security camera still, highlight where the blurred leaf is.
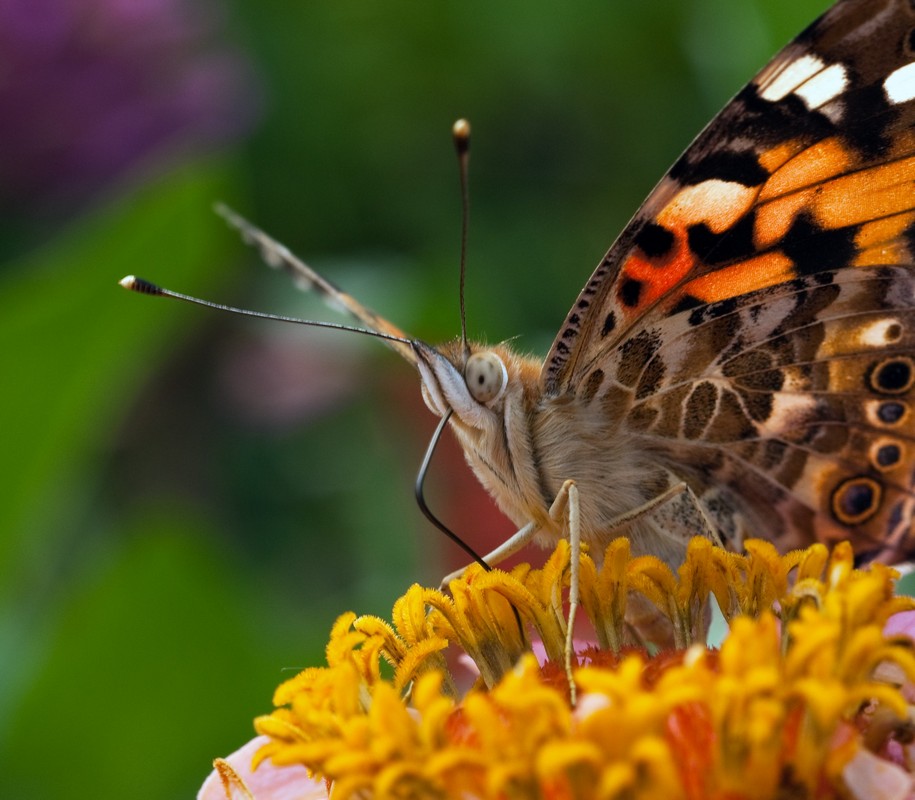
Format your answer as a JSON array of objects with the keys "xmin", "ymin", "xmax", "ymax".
[
  {"xmin": 0, "ymin": 513, "xmax": 325, "ymax": 800},
  {"xmin": 896, "ymin": 570, "xmax": 915, "ymax": 597},
  {"xmin": 0, "ymin": 159, "xmax": 238, "ymax": 581},
  {"xmin": 0, "ymin": 158, "xmax": 243, "ymax": 767}
]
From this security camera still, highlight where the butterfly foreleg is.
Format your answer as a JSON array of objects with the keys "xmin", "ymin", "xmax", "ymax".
[
  {"xmin": 437, "ymin": 481, "xmax": 582, "ymax": 701},
  {"xmin": 542, "ymin": 476, "xmax": 723, "ymax": 701},
  {"xmin": 439, "ymin": 520, "xmax": 540, "ymax": 588}
]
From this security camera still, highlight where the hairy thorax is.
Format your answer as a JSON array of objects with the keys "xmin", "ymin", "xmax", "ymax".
[
  {"xmin": 450, "ymin": 385, "xmax": 677, "ymax": 554},
  {"xmin": 530, "ymin": 394, "xmax": 674, "ymax": 549}
]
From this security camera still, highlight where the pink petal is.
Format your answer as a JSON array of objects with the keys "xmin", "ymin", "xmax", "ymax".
[
  {"xmin": 885, "ymin": 611, "xmax": 915, "ymax": 641},
  {"xmin": 842, "ymin": 747, "xmax": 913, "ymax": 800},
  {"xmin": 198, "ymin": 735, "xmax": 326, "ymax": 800},
  {"xmin": 530, "ymin": 638, "xmax": 597, "ymax": 666}
]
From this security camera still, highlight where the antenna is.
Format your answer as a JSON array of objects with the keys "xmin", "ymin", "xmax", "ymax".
[
  {"xmin": 118, "ymin": 275, "xmax": 415, "ymax": 347},
  {"xmin": 122, "ymin": 271, "xmax": 492, "ymax": 571},
  {"xmin": 453, "ymin": 119, "xmax": 471, "ymax": 364}
]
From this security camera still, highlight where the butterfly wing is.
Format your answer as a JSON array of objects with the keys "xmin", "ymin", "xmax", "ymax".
[{"xmin": 542, "ymin": 0, "xmax": 915, "ymax": 560}]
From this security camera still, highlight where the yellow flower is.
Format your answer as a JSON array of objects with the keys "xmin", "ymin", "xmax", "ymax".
[{"xmin": 201, "ymin": 539, "xmax": 915, "ymax": 800}]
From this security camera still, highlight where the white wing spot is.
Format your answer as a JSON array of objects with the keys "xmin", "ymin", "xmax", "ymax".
[
  {"xmin": 759, "ymin": 54, "xmax": 825, "ymax": 102},
  {"xmin": 761, "ymin": 391, "xmax": 817, "ymax": 434},
  {"xmin": 794, "ymin": 63, "xmax": 847, "ymax": 109},
  {"xmin": 860, "ymin": 318, "xmax": 902, "ymax": 347},
  {"xmin": 658, "ymin": 179, "xmax": 755, "ymax": 233},
  {"xmin": 885, "ymin": 62, "xmax": 915, "ymax": 105}
]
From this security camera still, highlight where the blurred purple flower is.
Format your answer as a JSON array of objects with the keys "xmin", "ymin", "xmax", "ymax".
[{"xmin": 0, "ymin": 0, "xmax": 257, "ymax": 214}]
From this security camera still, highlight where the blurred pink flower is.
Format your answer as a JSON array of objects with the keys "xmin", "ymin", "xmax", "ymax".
[
  {"xmin": 884, "ymin": 610, "xmax": 915, "ymax": 639},
  {"xmin": 0, "ymin": 0, "xmax": 257, "ymax": 216},
  {"xmin": 197, "ymin": 735, "xmax": 325, "ymax": 800}
]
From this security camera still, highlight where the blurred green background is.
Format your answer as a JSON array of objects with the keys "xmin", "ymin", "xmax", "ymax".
[{"xmin": 0, "ymin": 0, "xmax": 834, "ymax": 797}]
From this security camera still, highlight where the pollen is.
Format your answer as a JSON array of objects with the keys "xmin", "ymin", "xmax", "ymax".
[{"xmin": 240, "ymin": 538, "xmax": 915, "ymax": 800}]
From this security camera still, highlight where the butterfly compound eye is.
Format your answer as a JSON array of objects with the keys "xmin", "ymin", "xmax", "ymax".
[{"xmin": 464, "ymin": 352, "xmax": 508, "ymax": 405}]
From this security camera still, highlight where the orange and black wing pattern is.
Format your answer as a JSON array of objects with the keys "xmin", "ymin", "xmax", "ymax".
[{"xmin": 542, "ymin": 0, "xmax": 915, "ymax": 561}]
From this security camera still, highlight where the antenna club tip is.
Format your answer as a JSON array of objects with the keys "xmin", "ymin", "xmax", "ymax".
[
  {"xmin": 452, "ymin": 118, "xmax": 471, "ymax": 151},
  {"xmin": 119, "ymin": 275, "xmax": 162, "ymax": 295}
]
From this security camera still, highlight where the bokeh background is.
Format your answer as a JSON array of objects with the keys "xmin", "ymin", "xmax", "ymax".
[{"xmin": 0, "ymin": 0, "xmax": 837, "ymax": 797}]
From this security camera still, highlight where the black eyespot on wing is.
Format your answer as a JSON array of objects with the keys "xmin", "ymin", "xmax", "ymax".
[
  {"xmin": 875, "ymin": 443, "xmax": 902, "ymax": 468},
  {"xmin": 780, "ymin": 212, "xmax": 857, "ymax": 276},
  {"xmin": 831, "ymin": 477, "xmax": 882, "ymax": 525},
  {"xmin": 868, "ymin": 357, "xmax": 915, "ymax": 395},
  {"xmin": 886, "ymin": 322, "xmax": 903, "ymax": 343},
  {"xmin": 878, "ymin": 401, "xmax": 906, "ymax": 424},
  {"xmin": 601, "ymin": 311, "xmax": 616, "ymax": 337},
  {"xmin": 843, "ymin": 82, "xmax": 898, "ymax": 159},
  {"xmin": 620, "ymin": 278, "xmax": 643, "ymax": 308},
  {"xmin": 634, "ymin": 222, "xmax": 675, "ymax": 258},
  {"xmin": 670, "ymin": 149, "xmax": 768, "ymax": 188},
  {"xmin": 687, "ymin": 213, "xmax": 756, "ymax": 265}
]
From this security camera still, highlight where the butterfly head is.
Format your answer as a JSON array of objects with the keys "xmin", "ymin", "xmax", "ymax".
[
  {"xmin": 413, "ymin": 339, "xmax": 535, "ymax": 431},
  {"xmin": 411, "ymin": 337, "xmax": 543, "ymax": 527}
]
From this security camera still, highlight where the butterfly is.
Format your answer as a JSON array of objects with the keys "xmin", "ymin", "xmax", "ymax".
[{"xmin": 124, "ymin": 0, "xmax": 915, "ymax": 635}]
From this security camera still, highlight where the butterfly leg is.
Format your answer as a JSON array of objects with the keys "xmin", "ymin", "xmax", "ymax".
[
  {"xmin": 440, "ymin": 481, "xmax": 583, "ymax": 700},
  {"xmin": 546, "ymin": 479, "xmax": 581, "ymax": 705},
  {"xmin": 678, "ymin": 482, "xmax": 724, "ymax": 547},
  {"xmin": 600, "ymin": 478, "xmax": 722, "ymax": 544},
  {"xmin": 600, "ymin": 479, "xmax": 721, "ymax": 647},
  {"xmin": 545, "ymin": 479, "xmax": 717, "ymax": 700},
  {"xmin": 604, "ymin": 480, "xmax": 690, "ymax": 530}
]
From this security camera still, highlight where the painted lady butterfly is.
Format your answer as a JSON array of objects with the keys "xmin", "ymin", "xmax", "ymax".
[{"xmin": 125, "ymin": 0, "xmax": 915, "ymax": 590}]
